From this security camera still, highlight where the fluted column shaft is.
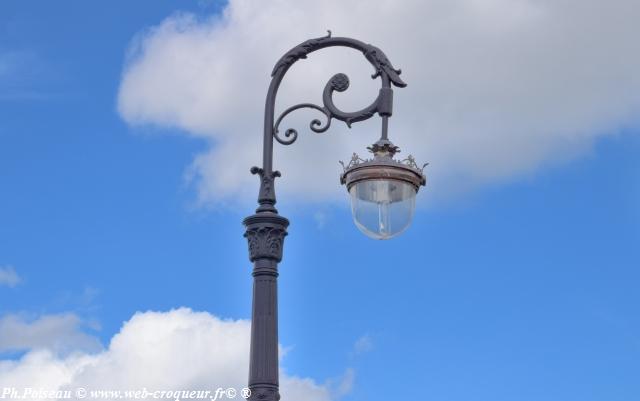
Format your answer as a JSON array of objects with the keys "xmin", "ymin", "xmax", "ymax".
[{"xmin": 243, "ymin": 213, "xmax": 288, "ymax": 401}]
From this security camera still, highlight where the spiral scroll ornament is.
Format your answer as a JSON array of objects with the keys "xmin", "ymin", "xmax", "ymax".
[
  {"xmin": 273, "ymin": 71, "xmax": 387, "ymax": 145},
  {"xmin": 273, "ymin": 104, "xmax": 332, "ymax": 145}
]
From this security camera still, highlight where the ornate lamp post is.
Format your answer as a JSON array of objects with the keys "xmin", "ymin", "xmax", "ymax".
[{"xmin": 243, "ymin": 32, "xmax": 426, "ymax": 401}]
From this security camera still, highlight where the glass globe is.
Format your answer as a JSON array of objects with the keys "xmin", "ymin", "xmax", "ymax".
[{"xmin": 349, "ymin": 179, "xmax": 417, "ymax": 240}]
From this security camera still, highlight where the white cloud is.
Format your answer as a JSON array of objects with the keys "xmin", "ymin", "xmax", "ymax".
[
  {"xmin": 0, "ymin": 309, "xmax": 337, "ymax": 401},
  {"xmin": 0, "ymin": 313, "xmax": 101, "ymax": 355},
  {"xmin": 118, "ymin": 0, "xmax": 640, "ymax": 206},
  {"xmin": 353, "ymin": 335, "xmax": 373, "ymax": 355},
  {"xmin": 325, "ymin": 368, "xmax": 355, "ymax": 399},
  {"xmin": 0, "ymin": 266, "xmax": 21, "ymax": 288}
]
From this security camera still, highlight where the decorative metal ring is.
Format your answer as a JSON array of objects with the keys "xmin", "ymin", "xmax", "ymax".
[{"xmin": 341, "ymin": 161, "xmax": 426, "ymax": 191}]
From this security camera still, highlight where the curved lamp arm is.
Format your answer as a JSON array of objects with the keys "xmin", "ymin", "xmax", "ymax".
[{"xmin": 251, "ymin": 31, "xmax": 407, "ymax": 213}]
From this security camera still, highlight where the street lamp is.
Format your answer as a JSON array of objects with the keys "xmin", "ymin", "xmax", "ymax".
[
  {"xmin": 243, "ymin": 32, "xmax": 426, "ymax": 401},
  {"xmin": 341, "ymin": 141, "xmax": 426, "ymax": 239}
]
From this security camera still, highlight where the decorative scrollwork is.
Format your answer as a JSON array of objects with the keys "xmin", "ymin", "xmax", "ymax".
[
  {"xmin": 340, "ymin": 149, "xmax": 428, "ymax": 174},
  {"xmin": 339, "ymin": 152, "xmax": 367, "ymax": 171},
  {"xmin": 274, "ymin": 103, "xmax": 332, "ymax": 145},
  {"xmin": 322, "ymin": 73, "xmax": 380, "ymax": 127},
  {"xmin": 330, "ymin": 73, "xmax": 350, "ymax": 92},
  {"xmin": 271, "ymin": 31, "xmax": 333, "ymax": 77},
  {"xmin": 273, "ymin": 71, "xmax": 387, "ymax": 144},
  {"xmin": 256, "ymin": 33, "xmax": 408, "ymax": 211},
  {"xmin": 401, "ymin": 155, "xmax": 429, "ymax": 172},
  {"xmin": 271, "ymin": 31, "xmax": 406, "ymax": 89},
  {"xmin": 250, "ymin": 166, "xmax": 281, "ymax": 209},
  {"xmin": 364, "ymin": 45, "xmax": 407, "ymax": 87},
  {"xmin": 268, "ymin": 32, "xmax": 406, "ymax": 149},
  {"xmin": 367, "ymin": 140, "xmax": 400, "ymax": 156}
]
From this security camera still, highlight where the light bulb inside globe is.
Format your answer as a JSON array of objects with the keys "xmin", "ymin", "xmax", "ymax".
[{"xmin": 349, "ymin": 179, "xmax": 417, "ymax": 239}]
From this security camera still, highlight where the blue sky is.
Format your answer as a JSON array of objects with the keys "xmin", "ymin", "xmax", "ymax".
[{"xmin": 1, "ymin": 1, "xmax": 639, "ymax": 401}]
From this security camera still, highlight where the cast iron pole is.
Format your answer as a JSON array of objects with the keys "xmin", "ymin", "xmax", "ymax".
[{"xmin": 243, "ymin": 32, "xmax": 406, "ymax": 401}]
